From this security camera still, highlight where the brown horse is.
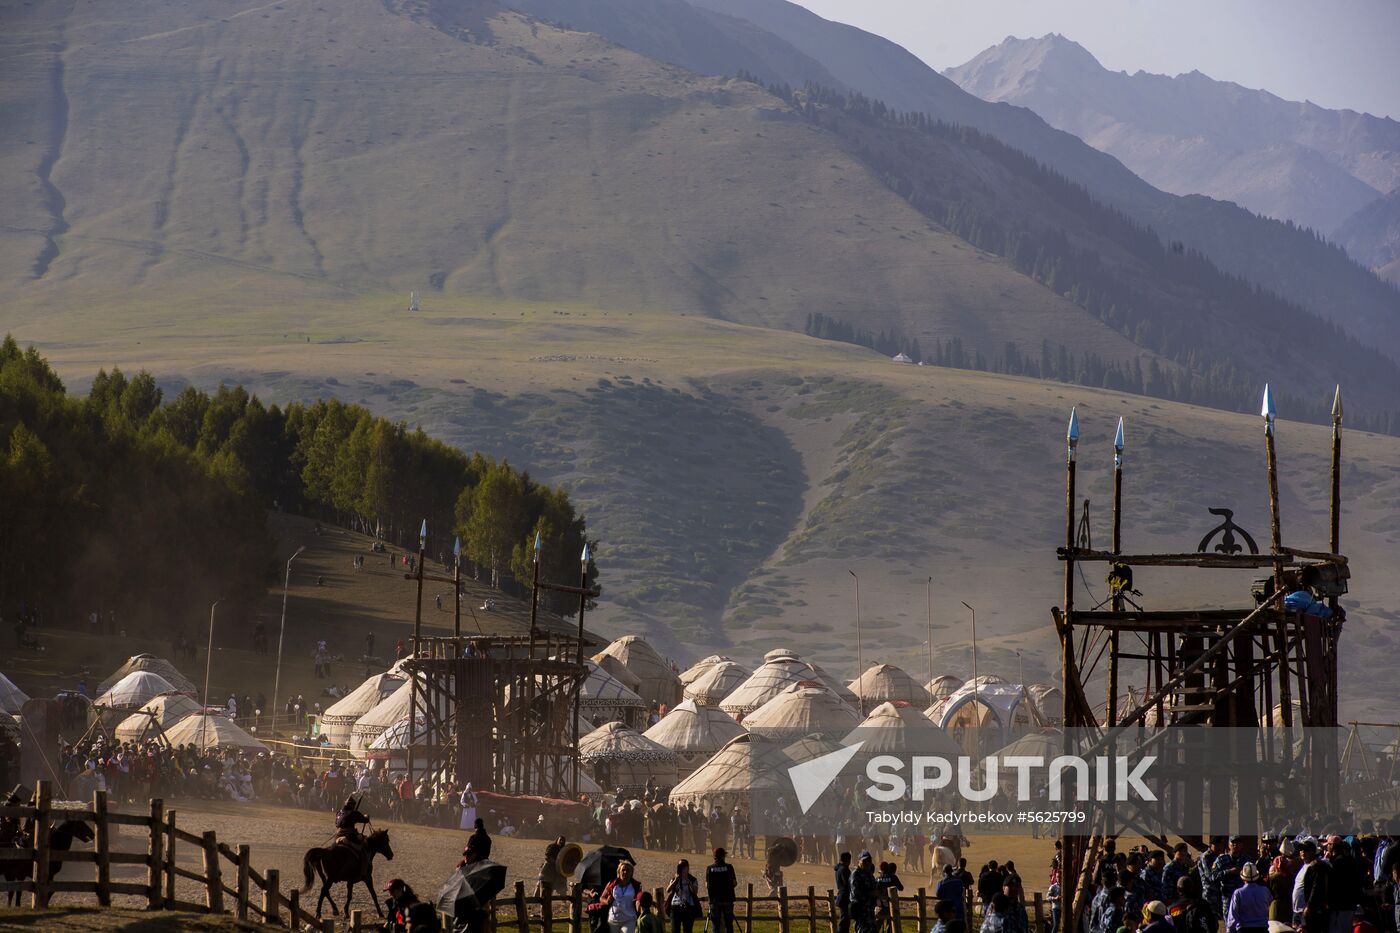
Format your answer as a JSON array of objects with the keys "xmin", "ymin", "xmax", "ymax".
[
  {"xmin": 2, "ymin": 819, "xmax": 96, "ymax": 906},
  {"xmin": 300, "ymin": 828, "xmax": 393, "ymax": 917}
]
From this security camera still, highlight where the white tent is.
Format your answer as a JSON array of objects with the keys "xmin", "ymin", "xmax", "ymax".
[
  {"xmin": 579, "ymin": 661, "xmax": 648, "ymax": 729},
  {"xmin": 807, "ymin": 664, "xmax": 860, "ymax": 705},
  {"xmin": 0, "ymin": 672, "xmax": 29, "ymax": 715},
  {"xmin": 1025, "ymin": 684, "xmax": 1064, "ymax": 724},
  {"xmin": 845, "ymin": 701, "xmax": 964, "ymax": 759},
  {"xmin": 668, "ymin": 733, "xmax": 793, "ymax": 809},
  {"xmin": 351, "ymin": 676, "xmax": 421, "ymax": 758},
  {"xmin": 365, "ymin": 715, "xmax": 432, "ymax": 764},
  {"xmin": 742, "ymin": 682, "xmax": 860, "ymax": 738},
  {"xmin": 578, "ymin": 722, "xmax": 681, "ymax": 793},
  {"xmin": 925, "ymin": 675, "xmax": 964, "ymax": 699},
  {"xmin": 595, "ymin": 635, "xmax": 682, "ymax": 708},
  {"xmin": 591, "ymin": 654, "xmax": 644, "ymax": 694},
  {"xmin": 643, "ymin": 700, "xmax": 746, "ymax": 774},
  {"xmin": 164, "ymin": 711, "xmax": 268, "ymax": 752},
  {"xmin": 678, "ymin": 655, "xmax": 736, "ymax": 687},
  {"xmin": 114, "ymin": 692, "xmax": 203, "ymax": 743},
  {"xmin": 937, "ymin": 680, "xmax": 1033, "ymax": 753},
  {"xmin": 96, "ymin": 671, "xmax": 179, "ymax": 712},
  {"xmin": 849, "ymin": 663, "xmax": 933, "ymax": 709},
  {"xmin": 321, "ymin": 673, "xmax": 406, "ymax": 747},
  {"xmin": 98, "ymin": 655, "xmax": 198, "ymax": 696},
  {"xmin": 683, "ymin": 661, "xmax": 751, "ymax": 707},
  {"xmin": 719, "ymin": 655, "xmax": 815, "ymax": 718}
]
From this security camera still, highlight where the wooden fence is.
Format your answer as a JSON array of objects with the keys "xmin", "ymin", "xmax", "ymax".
[{"xmin": 1, "ymin": 780, "xmax": 1048, "ymax": 933}]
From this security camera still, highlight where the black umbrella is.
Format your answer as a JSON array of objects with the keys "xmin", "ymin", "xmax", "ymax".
[
  {"xmin": 437, "ymin": 860, "xmax": 509, "ymax": 917},
  {"xmin": 574, "ymin": 845, "xmax": 635, "ymax": 889}
]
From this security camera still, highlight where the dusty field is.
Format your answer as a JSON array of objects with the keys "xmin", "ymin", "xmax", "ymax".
[
  {"xmin": 0, "ymin": 907, "xmax": 262, "ymax": 931},
  {"xmin": 44, "ymin": 797, "xmax": 1061, "ymax": 920}
]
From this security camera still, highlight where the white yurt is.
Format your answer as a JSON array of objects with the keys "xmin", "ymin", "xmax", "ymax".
[
  {"xmin": 783, "ymin": 732, "xmax": 845, "ymax": 764},
  {"xmin": 643, "ymin": 700, "xmax": 746, "ymax": 775},
  {"xmin": 719, "ymin": 654, "xmax": 815, "ymax": 718},
  {"xmin": 844, "ymin": 701, "xmax": 963, "ymax": 759},
  {"xmin": 321, "ymin": 673, "xmax": 406, "ymax": 747},
  {"xmin": 114, "ymin": 692, "xmax": 203, "ymax": 743},
  {"xmin": 0, "ymin": 672, "xmax": 29, "ymax": 715},
  {"xmin": 807, "ymin": 664, "xmax": 860, "ymax": 705},
  {"xmin": 986, "ymin": 729, "xmax": 1072, "ymax": 794},
  {"xmin": 678, "ymin": 655, "xmax": 736, "ymax": 687},
  {"xmin": 925, "ymin": 675, "xmax": 964, "ymax": 700},
  {"xmin": 351, "ymin": 676, "xmax": 420, "ymax": 758},
  {"xmin": 937, "ymin": 679, "xmax": 1034, "ymax": 753},
  {"xmin": 742, "ymin": 682, "xmax": 861, "ymax": 738},
  {"xmin": 96, "ymin": 671, "xmax": 179, "ymax": 713},
  {"xmin": 591, "ymin": 654, "xmax": 644, "ymax": 695},
  {"xmin": 849, "ymin": 663, "xmax": 933, "ymax": 709},
  {"xmin": 579, "ymin": 661, "xmax": 649, "ymax": 729},
  {"xmin": 98, "ymin": 655, "xmax": 198, "ymax": 696},
  {"xmin": 1025, "ymin": 684, "xmax": 1064, "ymax": 724},
  {"xmin": 668, "ymin": 733, "xmax": 792, "ymax": 810},
  {"xmin": 578, "ymin": 722, "xmax": 681, "ymax": 794},
  {"xmin": 595, "ymin": 636, "xmax": 682, "ymax": 708},
  {"xmin": 164, "ymin": 711, "xmax": 268, "ymax": 752},
  {"xmin": 683, "ymin": 661, "xmax": 751, "ymax": 707},
  {"xmin": 365, "ymin": 715, "xmax": 433, "ymax": 767}
]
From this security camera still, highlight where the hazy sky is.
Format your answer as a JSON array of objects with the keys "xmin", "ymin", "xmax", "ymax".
[{"xmin": 793, "ymin": 0, "xmax": 1400, "ymax": 120}]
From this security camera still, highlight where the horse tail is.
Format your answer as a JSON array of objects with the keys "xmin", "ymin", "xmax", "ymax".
[{"xmin": 300, "ymin": 849, "xmax": 319, "ymax": 893}]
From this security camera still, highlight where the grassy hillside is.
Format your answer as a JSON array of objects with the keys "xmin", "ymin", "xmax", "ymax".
[{"xmin": 9, "ymin": 287, "xmax": 1400, "ymax": 721}]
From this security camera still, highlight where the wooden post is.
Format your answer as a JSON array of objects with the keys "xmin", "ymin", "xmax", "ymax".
[
  {"xmin": 916, "ymin": 889, "xmax": 927, "ymax": 933},
  {"xmin": 203, "ymin": 830, "xmax": 224, "ymax": 913},
  {"xmin": 93, "ymin": 789, "xmax": 112, "ymax": 906},
  {"xmin": 746, "ymin": 883, "xmax": 755, "ymax": 933},
  {"xmin": 351, "ymin": 908, "xmax": 364, "ymax": 933},
  {"xmin": 807, "ymin": 885, "xmax": 818, "ymax": 933},
  {"xmin": 147, "ymin": 798, "xmax": 164, "ymax": 909},
  {"xmin": 827, "ymin": 889, "xmax": 838, "ymax": 933},
  {"xmin": 289, "ymin": 888, "xmax": 302, "ymax": 930},
  {"xmin": 779, "ymin": 885, "xmax": 790, "ymax": 933},
  {"xmin": 543, "ymin": 887, "xmax": 555, "ymax": 933},
  {"xmin": 1033, "ymin": 893, "xmax": 1045, "ymax": 933},
  {"xmin": 30, "ymin": 779, "xmax": 52, "ymax": 908},
  {"xmin": 237, "ymin": 844, "xmax": 251, "ymax": 920},
  {"xmin": 322, "ymin": 919, "xmax": 335, "ymax": 933},
  {"xmin": 515, "ymin": 880, "xmax": 529, "ymax": 933},
  {"xmin": 265, "ymin": 868, "xmax": 282, "ymax": 926},
  {"xmin": 890, "ymin": 888, "xmax": 903, "ymax": 933},
  {"xmin": 164, "ymin": 810, "xmax": 177, "ymax": 906},
  {"xmin": 571, "ymin": 883, "xmax": 584, "ymax": 933}
]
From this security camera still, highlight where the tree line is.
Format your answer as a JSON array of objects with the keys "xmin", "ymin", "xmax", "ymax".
[{"xmin": 0, "ymin": 337, "xmax": 595, "ymax": 631}]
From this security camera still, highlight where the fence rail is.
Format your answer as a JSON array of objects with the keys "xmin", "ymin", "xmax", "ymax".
[{"xmin": 1, "ymin": 780, "xmax": 1048, "ymax": 933}]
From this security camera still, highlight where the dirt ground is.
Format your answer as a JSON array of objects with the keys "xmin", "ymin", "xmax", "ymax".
[{"xmin": 33, "ymin": 797, "xmax": 1063, "ymax": 924}]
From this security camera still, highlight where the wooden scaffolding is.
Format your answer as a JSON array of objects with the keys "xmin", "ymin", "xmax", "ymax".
[{"xmin": 1053, "ymin": 389, "xmax": 1349, "ymax": 926}]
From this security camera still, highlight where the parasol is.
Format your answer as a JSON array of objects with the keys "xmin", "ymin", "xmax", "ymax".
[
  {"xmin": 574, "ymin": 845, "xmax": 635, "ymax": 889},
  {"xmin": 437, "ymin": 860, "xmax": 509, "ymax": 916}
]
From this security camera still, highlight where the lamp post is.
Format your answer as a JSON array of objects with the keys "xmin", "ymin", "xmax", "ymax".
[
  {"xmin": 961, "ymin": 600, "xmax": 978, "ymax": 710},
  {"xmin": 849, "ymin": 570, "xmax": 863, "ymax": 716},
  {"xmin": 201, "ymin": 599, "xmax": 221, "ymax": 751},
  {"xmin": 270, "ymin": 545, "xmax": 306, "ymax": 739},
  {"xmin": 409, "ymin": 519, "xmax": 426, "ymax": 785},
  {"xmin": 926, "ymin": 576, "xmax": 934, "ymax": 688}
]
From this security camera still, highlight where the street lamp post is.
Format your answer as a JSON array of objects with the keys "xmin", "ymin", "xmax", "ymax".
[
  {"xmin": 961, "ymin": 600, "xmax": 978, "ymax": 711},
  {"xmin": 926, "ymin": 576, "xmax": 934, "ymax": 687},
  {"xmin": 202, "ymin": 599, "xmax": 221, "ymax": 751},
  {"xmin": 270, "ymin": 545, "xmax": 307, "ymax": 739},
  {"xmin": 849, "ymin": 570, "xmax": 863, "ymax": 716}
]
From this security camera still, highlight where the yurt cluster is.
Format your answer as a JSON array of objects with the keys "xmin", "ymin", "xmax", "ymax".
[{"xmin": 573, "ymin": 640, "xmax": 1065, "ymax": 804}]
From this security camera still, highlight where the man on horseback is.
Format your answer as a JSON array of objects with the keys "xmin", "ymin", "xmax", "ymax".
[{"xmin": 335, "ymin": 795, "xmax": 371, "ymax": 855}]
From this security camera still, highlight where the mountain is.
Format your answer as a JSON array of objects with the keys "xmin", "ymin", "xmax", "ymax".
[
  {"xmin": 945, "ymin": 34, "xmax": 1400, "ymax": 237},
  {"xmin": 1336, "ymin": 188, "xmax": 1400, "ymax": 284},
  {"xmin": 505, "ymin": 0, "xmax": 1400, "ymax": 364}
]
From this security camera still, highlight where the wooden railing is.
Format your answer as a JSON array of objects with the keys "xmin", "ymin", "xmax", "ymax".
[{"xmin": 2, "ymin": 780, "xmax": 1050, "ymax": 933}]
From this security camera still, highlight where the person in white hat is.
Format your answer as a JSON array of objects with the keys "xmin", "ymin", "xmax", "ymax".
[
  {"xmin": 1141, "ymin": 901, "xmax": 1172, "ymax": 933},
  {"xmin": 1227, "ymin": 862, "xmax": 1272, "ymax": 933}
]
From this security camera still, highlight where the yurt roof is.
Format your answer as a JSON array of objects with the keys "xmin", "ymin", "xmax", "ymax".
[
  {"xmin": 580, "ymin": 662, "xmax": 647, "ymax": 709},
  {"xmin": 683, "ymin": 662, "xmax": 751, "ymax": 706},
  {"xmin": 807, "ymin": 664, "xmax": 859, "ymax": 705},
  {"xmin": 164, "ymin": 712, "xmax": 268, "ymax": 752},
  {"xmin": 668, "ymin": 733, "xmax": 792, "ymax": 804},
  {"xmin": 114, "ymin": 692, "xmax": 203, "ymax": 742},
  {"xmin": 323, "ymin": 674, "xmax": 407, "ymax": 726},
  {"xmin": 763, "ymin": 648, "xmax": 802, "ymax": 662},
  {"xmin": 96, "ymin": 671, "xmax": 179, "ymax": 711},
  {"xmin": 743, "ymin": 682, "xmax": 861, "ymax": 735},
  {"xmin": 990, "ymin": 729, "xmax": 1067, "ymax": 760},
  {"xmin": 783, "ymin": 733, "xmax": 845, "ymax": 763},
  {"xmin": 643, "ymin": 700, "xmax": 745, "ymax": 755},
  {"xmin": 590, "ymin": 654, "xmax": 643, "ymax": 693},
  {"xmin": 1025, "ymin": 684, "xmax": 1064, "ymax": 721},
  {"xmin": 848, "ymin": 663, "xmax": 932, "ymax": 708},
  {"xmin": 0, "ymin": 672, "xmax": 29, "ymax": 714},
  {"xmin": 354, "ymin": 677, "xmax": 419, "ymax": 732},
  {"xmin": 578, "ymin": 722, "xmax": 681, "ymax": 764},
  {"xmin": 367, "ymin": 716, "xmax": 431, "ymax": 753},
  {"xmin": 98, "ymin": 655, "xmax": 198, "ymax": 696},
  {"xmin": 718, "ymin": 657, "xmax": 815, "ymax": 717},
  {"xmin": 925, "ymin": 675, "xmax": 964, "ymax": 698},
  {"xmin": 936, "ymin": 680, "xmax": 1027, "ymax": 730},
  {"xmin": 597, "ymin": 636, "xmax": 676, "ymax": 683},
  {"xmin": 844, "ymin": 701, "xmax": 962, "ymax": 758},
  {"xmin": 678, "ymin": 655, "xmax": 735, "ymax": 687}
]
